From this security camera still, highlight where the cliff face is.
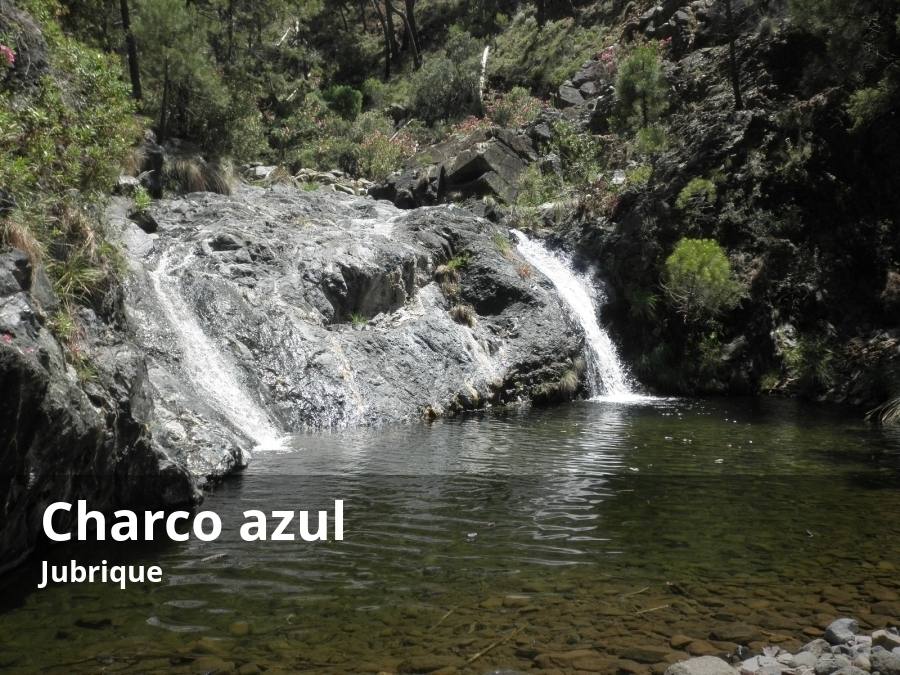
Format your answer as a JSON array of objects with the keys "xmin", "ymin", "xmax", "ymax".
[
  {"xmin": 0, "ymin": 250, "xmax": 195, "ymax": 573},
  {"xmin": 572, "ymin": 0, "xmax": 900, "ymax": 404}
]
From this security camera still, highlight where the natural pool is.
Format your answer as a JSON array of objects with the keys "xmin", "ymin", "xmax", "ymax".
[{"xmin": 1, "ymin": 397, "xmax": 899, "ymax": 674}]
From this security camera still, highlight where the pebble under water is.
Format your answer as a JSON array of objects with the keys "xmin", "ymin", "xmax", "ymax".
[{"xmin": 1, "ymin": 397, "xmax": 899, "ymax": 674}]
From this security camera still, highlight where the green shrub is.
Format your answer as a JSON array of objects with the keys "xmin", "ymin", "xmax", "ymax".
[
  {"xmin": 486, "ymin": 86, "xmax": 543, "ymax": 127},
  {"xmin": 663, "ymin": 238, "xmax": 743, "ymax": 321},
  {"xmin": 446, "ymin": 254, "xmax": 470, "ymax": 272},
  {"xmin": 410, "ymin": 28, "xmax": 482, "ymax": 124},
  {"xmin": 552, "ymin": 120, "xmax": 603, "ymax": 187},
  {"xmin": 614, "ymin": 43, "xmax": 667, "ymax": 130},
  {"xmin": 133, "ymin": 186, "xmax": 152, "ymax": 213},
  {"xmin": 633, "ymin": 125, "xmax": 670, "ymax": 157},
  {"xmin": 516, "ymin": 164, "xmax": 564, "ymax": 206},
  {"xmin": 782, "ymin": 334, "xmax": 835, "ymax": 393},
  {"xmin": 0, "ymin": 0, "xmax": 137, "ymax": 316},
  {"xmin": 625, "ymin": 164, "xmax": 652, "ymax": 188},
  {"xmin": 489, "ymin": 11, "xmax": 600, "ymax": 94},
  {"xmin": 846, "ymin": 78, "xmax": 897, "ymax": 131},
  {"xmin": 675, "ymin": 177, "xmax": 717, "ymax": 212},
  {"xmin": 324, "ymin": 84, "xmax": 363, "ymax": 121}
]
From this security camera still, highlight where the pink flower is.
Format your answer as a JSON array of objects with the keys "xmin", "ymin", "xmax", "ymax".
[
  {"xmin": 0, "ymin": 45, "xmax": 15, "ymax": 67},
  {"xmin": 1, "ymin": 333, "xmax": 12, "ymax": 344}
]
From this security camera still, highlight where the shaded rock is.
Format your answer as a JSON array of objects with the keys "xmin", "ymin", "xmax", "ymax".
[
  {"xmin": 115, "ymin": 175, "xmax": 141, "ymax": 196},
  {"xmin": 558, "ymin": 84, "xmax": 585, "ymax": 108},
  {"xmin": 373, "ymin": 129, "xmax": 537, "ymax": 207},
  {"xmin": 0, "ymin": 248, "xmax": 195, "ymax": 574},
  {"xmin": 711, "ymin": 624, "xmax": 763, "ymax": 645},
  {"xmin": 874, "ymin": 630, "xmax": 900, "ymax": 651}
]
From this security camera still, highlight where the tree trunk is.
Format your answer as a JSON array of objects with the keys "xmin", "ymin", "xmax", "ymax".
[
  {"xmin": 725, "ymin": 0, "xmax": 744, "ymax": 110},
  {"xmin": 159, "ymin": 56, "xmax": 170, "ymax": 142},
  {"xmin": 384, "ymin": 0, "xmax": 400, "ymax": 61},
  {"xmin": 536, "ymin": 0, "xmax": 546, "ymax": 26},
  {"xmin": 371, "ymin": 0, "xmax": 391, "ymax": 79},
  {"xmin": 226, "ymin": 0, "xmax": 235, "ymax": 62},
  {"xmin": 392, "ymin": 4, "xmax": 420, "ymax": 69},
  {"xmin": 119, "ymin": 0, "xmax": 142, "ymax": 100},
  {"xmin": 404, "ymin": 0, "xmax": 420, "ymax": 68}
]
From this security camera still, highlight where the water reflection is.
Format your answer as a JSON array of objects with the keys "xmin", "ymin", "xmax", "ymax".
[{"xmin": 0, "ymin": 398, "xmax": 898, "ymax": 673}]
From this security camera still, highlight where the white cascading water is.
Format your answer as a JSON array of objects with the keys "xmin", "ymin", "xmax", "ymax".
[
  {"xmin": 149, "ymin": 250, "xmax": 284, "ymax": 450},
  {"xmin": 512, "ymin": 229, "xmax": 638, "ymax": 401}
]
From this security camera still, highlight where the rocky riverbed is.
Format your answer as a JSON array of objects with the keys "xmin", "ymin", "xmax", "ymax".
[{"xmin": 667, "ymin": 620, "xmax": 900, "ymax": 675}]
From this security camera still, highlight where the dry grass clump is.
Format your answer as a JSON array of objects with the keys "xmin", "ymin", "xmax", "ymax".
[
  {"xmin": 165, "ymin": 157, "xmax": 232, "ymax": 195},
  {"xmin": 450, "ymin": 303, "xmax": 476, "ymax": 327}
]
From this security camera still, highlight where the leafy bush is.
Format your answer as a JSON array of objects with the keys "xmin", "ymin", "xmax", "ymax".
[
  {"xmin": 0, "ymin": 0, "xmax": 137, "ymax": 314},
  {"xmin": 633, "ymin": 124, "xmax": 670, "ymax": 157},
  {"xmin": 625, "ymin": 164, "xmax": 652, "ymax": 188},
  {"xmin": 783, "ymin": 334, "xmax": 835, "ymax": 392},
  {"xmin": 133, "ymin": 186, "xmax": 152, "ymax": 213},
  {"xmin": 663, "ymin": 238, "xmax": 743, "ymax": 321},
  {"xmin": 614, "ymin": 42, "xmax": 668, "ymax": 131},
  {"xmin": 410, "ymin": 29, "xmax": 483, "ymax": 124},
  {"xmin": 324, "ymin": 84, "xmax": 363, "ymax": 121},
  {"xmin": 675, "ymin": 177, "xmax": 717, "ymax": 212},
  {"xmin": 353, "ymin": 112, "xmax": 417, "ymax": 181},
  {"xmin": 846, "ymin": 78, "xmax": 897, "ymax": 130}
]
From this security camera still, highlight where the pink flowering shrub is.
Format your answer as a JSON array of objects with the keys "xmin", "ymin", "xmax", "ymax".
[
  {"xmin": 0, "ymin": 44, "xmax": 14, "ymax": 68},
  {"xmin": 597, "ymin": 45, "xmax": 618, "ymax": 77}
]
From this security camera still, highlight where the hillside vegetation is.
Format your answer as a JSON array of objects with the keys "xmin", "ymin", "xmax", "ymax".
[{"xmin": 1, "ymin": 0, "xmax": 898, "ymax": 411}]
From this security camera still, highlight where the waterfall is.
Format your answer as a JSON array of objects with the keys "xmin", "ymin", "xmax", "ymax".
[
  {"xmin": 149, "ymin": 251, "xmax": 284, "ymax": 450},
  {"xmin": 512, "ymin": 230, "xmax": 637, "ymax": 401},
  {"xmin": 478, "ymin": 46, "xmax": 490, "ymax": 112}
]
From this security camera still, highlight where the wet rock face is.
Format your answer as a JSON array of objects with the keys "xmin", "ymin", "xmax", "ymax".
[
  {"xmin": 0, "ymin": 250, "xmax": 194, "ymax": 574},
  {"xmin": 114, "ymin": 185, "xmax": 584, "ymax": 445}
]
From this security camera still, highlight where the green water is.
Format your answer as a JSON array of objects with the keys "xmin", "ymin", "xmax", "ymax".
[{"xmin": 1, "ymin": 398, "xmax": 899, "ymax": 674}]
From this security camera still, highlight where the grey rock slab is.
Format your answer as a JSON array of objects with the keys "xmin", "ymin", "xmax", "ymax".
[
  {"xmin": 665, "ymin": 656, "xmax": 740, "ymax": 675},
  {"xmin": 113, "ymin": 184, "xmax": 585, "ymax": 453}
]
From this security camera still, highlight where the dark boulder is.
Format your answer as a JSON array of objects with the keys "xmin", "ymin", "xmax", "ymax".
[{"xmin": 372, "ymin": 128, "xmax": 538, "ymax": 208}]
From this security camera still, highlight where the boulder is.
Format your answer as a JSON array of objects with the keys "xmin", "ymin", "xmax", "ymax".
[
  {"xmin": 115, "ymin": 175, "xmax": 141, "ymax": 196},
  {"xmin": 557, "ymin": 83, "xmax": 585, "ymax": 108},
  {"xmin": 372, "ymin": 129, "xmax": 538, "ymax": 208},
  {"xmin": 871, "ymin": 646, "xmax": 900, "ymax": 675},
  {"xmin": 665, "ymin": 656, "xmax": 739, "ymax": 675},
  {"xmin": 874, "ymin": 629, "xmax": 900, "ymax": 652},
  {"xmin": 824, "ymin": 619, "xmax": 859, "ymax": 646},
  {"xmin": 814, "ymin": 654, "xmax": 851, "ymax": 675}
]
